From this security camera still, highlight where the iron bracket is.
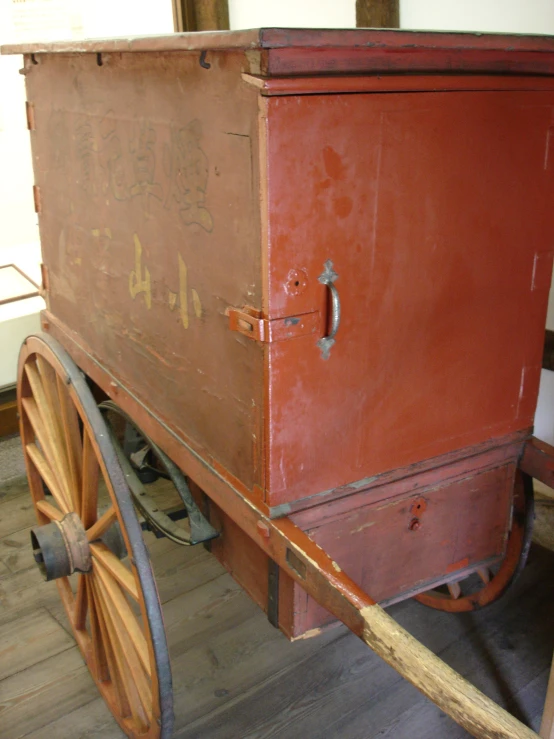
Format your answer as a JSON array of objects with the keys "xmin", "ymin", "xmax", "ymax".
[
  {"xmin": 100, "ymin": 401, "xmax": 219, "ymax": 547},
  {"xmin": 226, "ymin": 305, "xmax": 320, "ymax": 343}
]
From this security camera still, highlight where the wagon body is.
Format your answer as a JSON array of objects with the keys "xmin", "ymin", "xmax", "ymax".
[{"xmin": 6, "ymin": 28, "xmax": 554, "ymax": 639}]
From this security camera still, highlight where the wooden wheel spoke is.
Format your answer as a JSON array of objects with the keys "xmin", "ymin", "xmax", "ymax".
[
  {"xmin": 35, "ymin": 355, "xmax": 62, "ymax": 421},
  {"xmin": 89, "ymin": 575, "xmax": 131, "ymax": 716},
  {"xmin": 22, "ymin": 398, "xmax": 73, "ymax": 512},
  {"xmin": 81, "ymin": 432, "xmax": 100, "ymax": 528},
  {"xmin": 87, "ymin": 507, "xmax": 117, "ymax": 542},
  {"xmin": 26, "ymin": 441, "xmax": 71, "ymax": 514},
  {"xmin": 447, "ymin": 581, "xmax": 462, "ymax": 600},
  {"xmin": 56, "ymin": 576, "xmax": 75, "ymax": 611},
  {"xmin": 93, "ymin": 572, "xmax": 150, "ymax": 728},
  {"xmin": 36, "ymin": 356, "xmax": 67, "ymax": 458},
  {"xmin": 25, "ymin": 362, "xmax": 74, "ymax": 506},
  {"xmin": 18, "ymin": 338, "xmax": 169, "ymax": 738},
  {"xmin": 74, "ymin": 575, "xmax": 88, "ymax": 631},
  {"xmin": 36, "ymin": 498, "xmax": 64, "ymax": 521},
  {"xmin": 94, "ymin": 556, "xmax": 151, "ymax": 678},
  {"xmin": 477, "ymin": 567, "xmax": 492, "ymax": 584},
  {"xmin": 56, "ymin": 374, "xmax": 83, "ymax": 512},
  {"xmin": 90, "ymin": 542, "xmax": 139, "ymax": 601}
]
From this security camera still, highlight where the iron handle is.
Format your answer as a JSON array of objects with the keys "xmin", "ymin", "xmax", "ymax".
[{"xmin": 317, "ymin": 260, "xmax": 340, "ymax": 360}]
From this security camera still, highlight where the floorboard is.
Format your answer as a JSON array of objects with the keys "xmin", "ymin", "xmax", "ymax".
[{"xmin": 1, "ymin": 470, "xmax": 554, "ymax": 739}]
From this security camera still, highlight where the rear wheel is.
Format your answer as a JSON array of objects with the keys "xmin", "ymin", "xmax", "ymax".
[
  {"xmin": 415, "ymin": 470, "xmax": 534, "ymax": 612},
  {"xmin": 18, "ymin": 333, "xmax": 173, "ymax": 738}
]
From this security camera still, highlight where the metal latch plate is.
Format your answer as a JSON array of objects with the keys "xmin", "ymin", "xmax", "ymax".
[{"xmin": 226, "ymin": 306, "xmax": 320, "ymax": 343}]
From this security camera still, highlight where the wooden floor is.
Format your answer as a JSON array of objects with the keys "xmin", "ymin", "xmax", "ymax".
[{"xmin": 2, "ymin": 472, "xmax": 554, "ymax": 739}]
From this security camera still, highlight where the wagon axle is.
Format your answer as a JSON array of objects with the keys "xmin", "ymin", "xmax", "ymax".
[{"xmin": 31, "ymin": 512, "xmax": 91, "ymax": 581}]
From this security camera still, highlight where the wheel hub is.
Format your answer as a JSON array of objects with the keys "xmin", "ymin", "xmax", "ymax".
[{"xmin": 31, "ymin": 512, "xmax": 92, "ymax": 580}]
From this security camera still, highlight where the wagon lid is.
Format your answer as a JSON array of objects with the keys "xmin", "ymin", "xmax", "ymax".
[{"xmin": 2, "ymin": 27, "xmax": 554, "ymax": 77}]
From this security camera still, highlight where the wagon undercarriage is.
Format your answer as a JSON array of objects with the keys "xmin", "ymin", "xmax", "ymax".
[{"xmin": 16, "ymin": 329, "xmax": 554, "ymax": 739}]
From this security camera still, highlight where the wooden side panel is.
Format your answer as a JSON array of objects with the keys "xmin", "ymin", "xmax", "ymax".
[
  {"xmin": 265, "ymin": 47, "xmax": 554, "ymax": 77},
  {"xmin": 198, "ymin": 492, "xmax": 302, "ymax": 640},
  {"xmin": 294, "ymin": 463, "xmax": 515, "ymax": 633},
  {"xmin": 264, "ymin": 90, "xmax": 554, "ymax": 506},
  {"xmin": 192, "ymin": 455, "xmax": 514, "ymax": 640},
  {"xmin": 26, "ymin": 51, "xmax": 263, "ymax": 490}
]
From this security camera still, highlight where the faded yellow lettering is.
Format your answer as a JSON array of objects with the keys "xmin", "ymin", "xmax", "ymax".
[
  {"xmin": 90, "ymin": 228, "xmax": 113, "ymax": 252},
  {"xmin": 191, "ymin": 289, "xmax": 202, "ymax": 319},
  {"xmin": 129, "ymin": 234, "xmax": 151, "ymax": 309},
  {"xmin": 178, "ymin": 253, "xmax": 188, "ymax": 329},
  {"xmin": 168, "ymin": 253, "xmax": 202, "ymax": 328}
]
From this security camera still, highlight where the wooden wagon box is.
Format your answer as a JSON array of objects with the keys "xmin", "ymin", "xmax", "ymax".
[{"xmin": 7, "ymin": 29, "xmax": 554, "ymax": 638}]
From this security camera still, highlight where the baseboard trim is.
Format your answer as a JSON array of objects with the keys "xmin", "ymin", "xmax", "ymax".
[{"xmin": 0, "ymin": 389, "xmax": 18, "ymax": 439}]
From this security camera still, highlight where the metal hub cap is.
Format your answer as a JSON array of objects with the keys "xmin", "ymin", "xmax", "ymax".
[{"xmin": 31, "ymin": 511, "xmax": 92, "ymax": 581}]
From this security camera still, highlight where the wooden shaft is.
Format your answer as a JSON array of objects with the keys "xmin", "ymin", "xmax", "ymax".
[
  {"xmin": 520, "ymin": 436, "xmax": 554, "ymax": 737},
  {"xmin": 268, "ymin": 521, "xmax": 539, "ymax": 739},
  {"xmin": 519, "ymin": 437, "xmax": 554, "ymax": 489},
  {"xmin": 360, "ymin": 604, "xmax": 537, "ymax": 739},
  {"xmin": 540, "ymin": 651, "xmax": 554, "ymax": 738}
]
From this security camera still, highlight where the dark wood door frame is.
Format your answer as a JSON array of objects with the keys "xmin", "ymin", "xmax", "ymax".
[
  {"xmin": 357, "ymin": 0, "xmax": 399, "ymax": 28},
  {"xmin": 173, "ymin": 0, "xmax": 229, "ymax": 31},
  {"xmin": 173, "ymin": 0, "xmax": 399, "ymax": 32}
]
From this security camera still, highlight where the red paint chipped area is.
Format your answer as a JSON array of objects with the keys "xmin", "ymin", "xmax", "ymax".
[{"xmin": 446, "ymin": 558, "xmax": 470, "ymax": 574}]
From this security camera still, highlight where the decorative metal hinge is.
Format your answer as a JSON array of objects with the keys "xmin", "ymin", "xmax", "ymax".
[{"xmin": 226, "ymin": 306, "xmax": 319, "ymax": 343}]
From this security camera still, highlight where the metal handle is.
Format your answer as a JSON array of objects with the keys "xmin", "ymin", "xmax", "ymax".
[{"xmin": 317, "ymin": 260, "xmax": 341, "ymax": 360}]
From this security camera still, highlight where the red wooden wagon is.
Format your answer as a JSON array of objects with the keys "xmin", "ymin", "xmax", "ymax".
[{"xmin": 4, "ymin": 27, "xmax": 554, "ymax": 738}]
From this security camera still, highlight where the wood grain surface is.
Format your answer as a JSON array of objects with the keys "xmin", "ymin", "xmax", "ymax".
[
  {"xmin": 2, "ymin": 471, "xmax": 554, "ymax": 738},
  {"xmin": 356, "ymin": 0, "xmax": 399, "ymax": 29}
]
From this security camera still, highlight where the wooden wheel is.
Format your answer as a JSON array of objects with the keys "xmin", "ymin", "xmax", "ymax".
[
  {"xmin": 17, "ymin": 333, "xmax": 173, "ymax": 739},
  {"xmin": 415, "ymin": 469, "xmax": 534, "ymax": 612}
]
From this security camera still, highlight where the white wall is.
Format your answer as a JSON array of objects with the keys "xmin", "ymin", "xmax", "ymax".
[
  {"xmin": 0, "ymin": 0, "xmax": 174, "ymax": 389},
  {"xmin": 401, "ymin": 0, "xmax": 554, "ymax": 34},
  {"xmin": 229, "ymin": 0, "xmax": 554, "ymax": 33},
  {"xmin": 80, "ymin": 0, "xmax": 174, "ymax": 39},
  {"xmin": 229, "ymin": 0, "xmax": 355, "ymax": 29},
  {"xmin": 0, "ymin": 1, "xmax": 39, "ymax": 253},
  {"xmin": 0, "ymin": 0, "xmax": 174, "ymax": 255}
]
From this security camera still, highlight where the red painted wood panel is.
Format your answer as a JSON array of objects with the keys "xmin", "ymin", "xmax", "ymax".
[
  {"xmin": 264, "ymin": 90, "xmax": 554, "ymax": 506},
  {"xmin": 265, "ymin": 47, "xmax": 554, "ymax": 77},
  {"xmin": 295, "ymin": 463, "xmax": 514, "ymax": 632},
  {"xmin": 26, "ymin": 51, "xmax": 265, "ymax": 490}
]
